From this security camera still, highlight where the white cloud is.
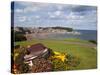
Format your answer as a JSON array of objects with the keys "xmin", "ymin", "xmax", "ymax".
[
  {"xmin": 57, "ymin": 5, "xmax": 63, "ymax": 10},
  {"xmin": 48, "ymin": 12, "xmax": 56, "ymax": 18},
  {"xmin": 17, "ymin": 2, "xmax": 49, "ymax": 8},
  {"xmin": 48, "ymin": 11, "xmax": 63, "ymax": 18},
  {"xmin": 48, "ymin": 11, "xmax": 84, "ymax": 20},
  {"xmin": 14, "ymin": 2, "xmax": 97, "ymax": 30},
  {"xmin": 54, "ymin": 11, "xmax": 62, "ymax": 16},
  {"xmin": 15, "ymin": 7, "xmax": 40, "ymax": 13},
  {"xmin": 15, "ymin": 9, "xmax": 23, "ymax": 13},
  {"xmin": 27, "ymin": 15, "xmax": 40, "ymax": 21},
  {"xmin": 18, "ymin": 16, "xmax": 26, "ymax": 22},
  {"xmin": 35, "ymin": 15, "xmax": 40, "ymax": 19},
  {"xmin": 23, "ymin": 7, "xmax": 39, "ymax": 13},
  {"xmin": 16, "ymin": 2, "xmax": 34, "ymax": 6},
  {"xmin": 15, "ymin": 2, "xmax": 50, "ymax": 13},
  {"xmin": 65, "ymin": 12, "xmax": 84, "ymax": 20},
  {"xmin": 50, "ymin": 15, "xmax": 56, "ymax": 18}
]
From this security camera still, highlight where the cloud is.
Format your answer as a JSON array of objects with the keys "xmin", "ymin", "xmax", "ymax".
[
  {"xmin": 15, "ymin": 6, "xmax": 39, "ymax": 13},
  {"xmin": 28, "ymin": 15, "xmax": 40, "ymax": 21},
  {"xmin": 17, "ymin": 16, "xmax": 27, "ymax": 22},
  {"xmin": 24, "ymin": 7, "xmax": 39, "ymax": 13},
  {"xmin": 49, "ymin": 15, "xmax": 56, "ymax": 18},
  {"xmin": 65, "ymin": 12, "xmax": 84, "ymax": 20},
  {"xmin": 54, "ymin": 11, "xmax": 62, "ymax": 16},
  {"xmin": 35, "ymin": 15, "xmax": 40, "ymax": 19},
  {"xmin": 14, "ymin": 2, "xmax": 97, "ymax": 30},
  {"xmin": 57, "ymin": 5, "xmax": 63, "ymax": 10},
  {"xmin": 72, "ymin": 6, "xmax": 97, "ymax": 12},
  {"xmin": 48, "ymin": 10, "xmax": 62, "ymax": 19},
  {"xmin": 14, "ymin": 1, "xmax": 50, "ymax": 13},
  {"xmin": 15, "ymin": 9, "xmax": 23, "ymax": 13}
]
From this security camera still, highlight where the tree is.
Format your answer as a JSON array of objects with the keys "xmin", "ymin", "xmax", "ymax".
[{"xmin": 15, "ymin": 33, "xmax": 27, "ymax": 42}]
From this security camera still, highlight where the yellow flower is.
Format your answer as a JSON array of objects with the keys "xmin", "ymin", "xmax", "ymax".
[
  {"xmin": 50, "ymin": 51, "xmax": 67, "ymax": 62},
  {"xmin": 54, "ymin": 51, "xmax": 61, "ymax": 55},
  {"xmin": 13, "ymin": 53, "xmax": 19, "ymax": 61},
  {"xmin": 15, "ymin": 53, "xmax": 19, "ymax": 57},
  {"xmin": 54, "ymin": 55, "xmax": 65, "ymax": 62}
]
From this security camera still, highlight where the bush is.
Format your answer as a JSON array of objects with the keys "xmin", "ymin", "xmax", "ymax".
[
  {"xmin": 49, "ymin": 58, "xmax": 67, "ymax": 71},
  {"xmin": 13, "ymin": 49, "xmax": 30, "ymax": 73},
  {"xmin": 15, "ymin": 33, "xmax": 26, "ymax": 42},
  {"xmin": 89, "ymin": 40, "xmax": 97, "ymax": 44},
  {"xmin": 51, "ymin": 27, "xmax": 73, "ymax": 32},
  {"xmin": 65, "ymin": 54, "xmax": 80, "ymax": 70},
  {"xmin": 19, "ymin": 63, "xmax": 30, "ymax": 73}
]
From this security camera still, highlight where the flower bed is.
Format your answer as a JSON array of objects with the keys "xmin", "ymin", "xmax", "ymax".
[{"xmin": 12, "ymin": 46, "xmax": 80, "ymax": 73}]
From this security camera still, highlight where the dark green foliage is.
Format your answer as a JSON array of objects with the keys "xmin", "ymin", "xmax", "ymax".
[
  {"xmin": 65, "ymin": 54, "xmax": 80, "ymax": 70},
  {"xmin": 14, "ymin": 45, "xmax": 20, "ymax": 49},
  {"xmin": 15, "ymin": 27, "xmax": 31, "ymax": 34},
  {"xmin": 41, "ymin": 26, "xmax": 73, "ymax": 32},
  {"xmin": 48, "ymin": 48, "xmax": 55, "ymax": 56},
  {"xmin": 14, "ymin": 27, "xmax": 27, "ymax": 42},
  {"xmin": 89, "ymin": 40, "xmax": 97, "ymax": 44},
  {"xmin": 14, "ymin": 49, "xmax": 30, "ymax": 73},
  {"xmin": 52, "ymin": 27, "xmax": 73, "ymax": 32},
  {"xmin": 18, "ymin": 27, "xmax": 24, "ymax": 32},
  {"xmin": 19, "ymin": 63, "xmax": 30, "ymax": 73},
  {"xmin": 50, "ymin": 59, "xmax": 67, "ymax": 71},
  {"xmin": 15, "ymin": 33, "xmax": 26, "ymax": 42},
  {"xmin": 15, "ymin": 51, "xmax": 24, "ymax": 65}
]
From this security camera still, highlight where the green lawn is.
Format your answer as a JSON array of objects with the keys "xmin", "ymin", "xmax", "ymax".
[{"xmin": 16, "ymin": 38, "xmax": 97, "ymax": 70}]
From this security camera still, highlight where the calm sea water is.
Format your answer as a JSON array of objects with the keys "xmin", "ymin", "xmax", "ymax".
[{"xmin": 47, "ymin": 30, "xmax": 97, "ymax": 41}]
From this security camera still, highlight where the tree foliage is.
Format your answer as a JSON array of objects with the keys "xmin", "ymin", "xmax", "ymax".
[
  {"xmin": 89, "ymin": 40, "xmax": 97, "ymax": 44},
  {"xmin": 15, "ymin": 33, "xmax": 27, "ymax": 42}
]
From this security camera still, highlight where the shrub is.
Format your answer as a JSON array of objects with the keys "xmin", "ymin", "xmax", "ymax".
[
  {"xmin": 50, "ymin": 54, "xmax": 66, "ymax": 62},
  {"xmin": 48, "ymin": 51, "xmax": 68, "ymax": 71},
  {"xmin": 48, "ymin": 48, "xmax": 55, "ymax": 56},
  {"xmin": 14, "ymin": 49, "xmax": 30, "ymax": 73},
  {"xmin": 15, "ymin": 33, "xmax": 27, "ymax": 42},
  {"xmin": 49, "ymin": 51, "xmax": 67, "ymax": 62},
  {"xmin": 89, "ymin": 40, "xmax": 97, "ymax": 44},
  {"xmin": 65, "ymin": 54, "xmax": 80, "ymax": 70},
  {"xmin": 50, "ymin": 58, "xmax": 67, "ymax": 71},
  {"xmin": 19, "ymin": 63, "xmax": 30, "ymax": 73}
]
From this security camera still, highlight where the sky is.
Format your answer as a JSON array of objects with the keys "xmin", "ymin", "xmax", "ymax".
[{"xmin": 12, "ymin": 1, "xmax": 97, "ymax": 30}]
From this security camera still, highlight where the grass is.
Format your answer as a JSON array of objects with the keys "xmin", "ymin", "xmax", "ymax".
[
  {"xmin": 16, "ymin": 38, "xmax": 97, "ymax": 70},
  {"xmin": 63, "ymin": 38, "xmax": 90, "ymax": 43}
]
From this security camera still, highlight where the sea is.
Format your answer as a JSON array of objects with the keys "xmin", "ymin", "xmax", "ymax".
[{"xmin": 47, "ymin": 30, "xmax": 97, "ymax": 41}]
